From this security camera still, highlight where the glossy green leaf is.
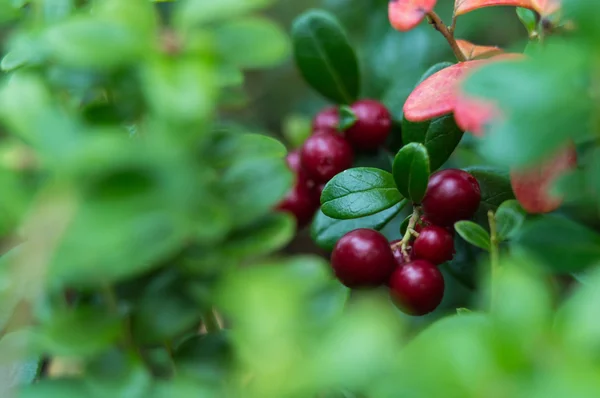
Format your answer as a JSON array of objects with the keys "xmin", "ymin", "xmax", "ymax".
[
  {"xmin": 321, "ymin": 167, "xmax": 402, "ymax": 219},
  {"xmin": 465, "ymin": 166, "xmax": 515, "ymax": 227},
  {"xmin": 402, "ymin": 114, "xmax": 464, "ymax": 171},
  {"xmin": 215, "ymin": 17, "xmax": 290, "ymax": 69},
  {"xmin": 174, "ymin": 0, "xmax": 276, "ymax": 28},
  {"xmin": 516, "ymin": 7, "xmax": 538, "ymax": 35},
  {"xmin": 514, "ymin": 216, "xmax": 600, "ymax": 273},
  {"xmin": 292, "ymin": 9, "xmax": 360, "ymax": 104},
  {"xmin": 311, "ymin": 201, "xmax": 405, "ymax": 251},
  {"xmin": 455, "ymin": 221, "xmax": 491, "ymax": 251},
  {"xmin": 392, "ymin": 143, "xmax": 430, "ymax": 204},
  {"xmin": 495, "ymin": 199, "xmax": 526, "ymax": 241}
]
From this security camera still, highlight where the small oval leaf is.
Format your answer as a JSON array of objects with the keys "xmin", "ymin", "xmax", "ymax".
[
  {"xmin": 321, "ymin": 167, "xmax": 403, "ymax": 219},
  {"xmin": 510, "ymin": 143, "xmax": 577, "ymax": 214},
  {"xmin": 456, "ymin": 39, "xmax": 503, "ymax": 60},
  {"xmin": 388, "ymin": 0, "xmax": 437, "ymax": 32},
  {"xmin": 516, "ymin": 7, "xmax": 538, "ymax": 35},
  {"xmin": 311, "ymin": 202, "xmax": 406, "ymax": 251},
  {"xmin": 455, "ymin": 221, "xmax": 491, "ymax": 251},
  {"xmin": 292, "ymin": 9, "xmax": 360, "ymax": 104},
  {"xmin": 495, "ymin": 199, "xmax": 526, "ymax": 241},
  {"xmin": 392, "ymin": 143, "xmax": 430, "ymax": 204}
]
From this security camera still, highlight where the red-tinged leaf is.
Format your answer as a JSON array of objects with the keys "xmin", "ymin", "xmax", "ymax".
[
  {"xmin": 510, "ymin": 143, "xmax": 577, "ymax": 214},
  {"xmin": 454, "ymin": 0, "xmax": 535, "ymax": 16},
  {"xmin": 456, "ymin": 39, "xmax": 503, "ymax": 60},
  {"xmin": 403, "ymin": 60, "xmax": 486, "ymax": 123},
  {"xmin": 532, "ymin": 0, "xmax": 560, "ymax": 15},
  {"xmin": 453, "ymin": 93, "xmax": 500, "ymax": 136},
  {"xmin": 389, "ymin": 0, "xmax": 437, "ymax": 32}
]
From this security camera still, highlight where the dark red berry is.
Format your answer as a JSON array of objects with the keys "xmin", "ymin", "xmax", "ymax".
[
  {"xmin": 286, "ymin": 149, "xmax": 315, "ymax": 189},
  {"xmin": 276, "ymin": 181, "xmax": 319, "ymax": 228},
  {"xmin": 331, "ymin": 229, "xmax": 396, "ymax": 288},
  {"xmin": 300, "ymin": 132, "xmax": 354, "ymax": 183},
  {"xmin": 312, "ymin": 106, "xmax": 339, "ymax": 133},
  {"xmin": 413, "ymin": 226, "xmax": 455, "ymax": 265},
  {"xmin": 389, "ymin": 260, "xmax": 445, "ymax": 316},
  {"xmin": 344, "ymin": 99, "xmax": 392, "ymax": 151},
  {"xmin": 421, "ymin": 169, "xmax": 481, "ymax": 226}
]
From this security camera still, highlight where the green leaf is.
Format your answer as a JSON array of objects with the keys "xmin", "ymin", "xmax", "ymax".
[
  {"xmin": 282, "ymin": 114, "xmax": 312, "ymax": 149},
  {"xmin": 0, "ymin": 359, "xmax": 41, "ymax": 397},
  {"xmin": 320, "ymin": 167, "xmax": 402, "ymax": 219},
  {"xmin": 215, "ymin": 16, "xmax": 290, "ymax": 69},
  {"xmin": 402, "ymin": 114, "xmax": 464, "ymax": 171},
  {"xmin": 514, "ymin": 216, "xmax": 600, "ymax": 273},
  {"xmin": 174, "ymin": 0, "xmax": 276, "ymax": 28},
  {"xmin": 131, "ymin": 270, "xmax": 203, "ymax": 345},
  {"xmin": 34, "ymin": 306, "xmax": 121, "ymax": 357},
  {"xmin": 338, "ymin": 105, "xmax": 357, "ymax": 131},
  {"xmin": 222, "ymin": 156, "xmax": 293, "ymax": 227},
  {"xmin": 207, "ymin": 131, "xmax": 287, "ymax": 169},
  {"xmin": 516, "ymin": 7, "xmax": 538, "ymax": 35},
  {"xmin": 42, "ymin": 18, "xmax": 146, "ymax": 68},
  {"xmin": 220, "ymin": 213, "xmax": 295, "ymax": 260},
  {"xmin": 495, "ymin": 199, "xmax": 526, "ymax": 241},
  {"xmin": 456, "ymin": 308, "xmax": 472, "ymax": 316},
  {"xmin": 392, "ymin": 143, "xmax": 430, "ymax": 204},
  {"xmin": 455, "ymin": 221, "xmax": 491, "ymax": 251},
  {"xmin": 464, "ymin": 166, "xmax": 515, "ymax": 227},
  {"xmin": 311, "ymin": 201, "xmax": 405, "ymax": 251},
  {"xmin": 292, "ymin": 9, "xmax": 360, "ymax": 104},
  {"xmin": 174, "ymin": 331, "xmax": 233, "ymax": 379},
  {"xmin": 19, "ymin": 379, "xmax": 88, "ymax": 398}
]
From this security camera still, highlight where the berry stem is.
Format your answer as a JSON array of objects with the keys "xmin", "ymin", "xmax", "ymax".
[
  {"xmin": 487, "ymin": 210, "xmax": 499, "ymax": 309},
  {"xmin": 426, "ymin": 11, "xmax": 466, "ymax": 62},
  {"xmin": 401, "ymin": 207, "xmax": 421, "ymax": 259}
]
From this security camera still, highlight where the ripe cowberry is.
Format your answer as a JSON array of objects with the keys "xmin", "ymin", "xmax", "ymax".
[
  {"xmin": 331, "ymin": 229, "xmax": 396, "ymax": 288},
  {"xmin": 300, "ymin": 132, "xmax": 354, "ymax": 183},
  {"xmin": 421, "ymin": 169, "xmax": 481, "ymax": 226},
  {"xmin": 312, "ymin": 106, "xmax": 339, "ymax": 133},
  {"xmin": 276, "ymin": 182, "xmax": 319, "ymax": 228},
  {"xmin": 413, "ymin": 226, "xmax": 455, "ymax": 265},
  {"xmin": 388, "ymin": 260, "xmax": 445, "ymax": 316},
  {"xmin": 344, "ymin": 99, "xmax": 392, "ymax": 151}
]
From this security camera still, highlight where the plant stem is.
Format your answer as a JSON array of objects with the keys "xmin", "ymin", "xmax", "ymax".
[
  {"xmin": 426, "ymin": 11, "xmax": 466, "ymax": 62},
  {"xmin": 487, "ymin": 210, "xmax": 499, "ymax": 309},
  {"xmin": 400, "ymin": 207, "xmax": 421, "ymax": 260},
  {"xmin": 203, "ymin": 308, "xmax": 221, "ymax": 333}
]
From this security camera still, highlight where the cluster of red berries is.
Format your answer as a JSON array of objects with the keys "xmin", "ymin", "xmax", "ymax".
[
  {"xmin": 331, "ymin": 169, "xmax": 481, "ymax": 315},
  {"xmin": 277, "ymin": 99, "xmax": 392, "ymax": 227}
]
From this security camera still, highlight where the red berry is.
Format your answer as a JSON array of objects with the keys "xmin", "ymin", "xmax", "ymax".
[
  {"xmin": 331, "ymin": 229, "xmax": 396, "ymax": 288},
  {"xmin": 421, "ymin": 169, "xmax": 481, "ymax": 226},
  {"xmin": 312, "ymin": 106, "xmax": 339, "ymax": 133},
  {"xmin": 344, "ymin": 99, "xmax": 392, "ymax": 150},
  {"xmin": 286, "ymin": 149, "xmax": 315, "ymax": 189},
  {"xmin": 389, "ymin": 260, "xmax": 445, "ymax": 316},
  {"xmin": 413, "ymin": 226, "xmax": 455, "ymax": 265},
  {"xmin": 276, "ymin": 181, "xmax": 319, "ymax": 228},
  {"xmin": 300, "ymin": 132, "xmax": 354, "ymax": 183}
]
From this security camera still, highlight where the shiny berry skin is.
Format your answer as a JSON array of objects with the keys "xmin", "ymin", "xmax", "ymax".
[
  {"xmin": 312, "ymin": 106, "xmax": 339, "ymax": 133},
  {"xmin": 331, "ymin": 229, "xmax": 396, "ymax": 288},
  {"xmin": 421, "ymin": 169, "xmax": 481, "ymax": 226},
  {"xmin": 413, "ymin": 226, "xmax": 455, "ymax": 265},
  {"xmin": 344, "ymin": 99, "xmax": 392, "ymax": 151},
  {"xmin": 300, "ymin": 132, "xmax": 354, "ymax": 183},
  {"xmin": 389, "ymin": 260, "xmax": 445, "ymax": 316},
  {"xmin": 276, "ymin": 181, "xmax": 319, "ymax": 229},
  {"xmin": 286, "ymin": 149, "xmax": 315, "ymax": 189}
]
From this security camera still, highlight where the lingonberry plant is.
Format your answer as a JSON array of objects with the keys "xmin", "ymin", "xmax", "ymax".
[{"xmin": 1, "ymin": 0, "xmax": 600, "ymax": 397}]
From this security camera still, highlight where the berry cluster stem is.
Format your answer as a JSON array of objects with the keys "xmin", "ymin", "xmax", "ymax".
[
  {"xmin": 487, "ymin": 210, "xmax": 499, "ymax": 309},
  {"xmin": 400, "ymin": 207, "xmax": 421, "ymax": 259},
  {"xmin": 426, "ymin": 11, "xmax": 467, "ymax": 62}
]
